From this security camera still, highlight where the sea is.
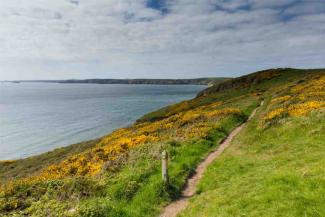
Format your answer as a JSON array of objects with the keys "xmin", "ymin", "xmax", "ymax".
[{"xmin": 0, "ymin": 82, "xmax": 205, "ymax": 160}]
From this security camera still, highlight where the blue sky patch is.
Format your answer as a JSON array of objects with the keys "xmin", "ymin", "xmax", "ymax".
[{"xmin": 146, "ymin": 0, "xmax": 169, "ymax": 14}]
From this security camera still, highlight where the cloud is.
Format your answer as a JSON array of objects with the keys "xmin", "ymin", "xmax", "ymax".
[
  {"xmin": 250, "ymin": 0, "xmax": 297, "ymax": 9},
  {"xmin": 284, "ymin": 1, "xmax": 325, "ymax": 16},
  {"xmin": 0, "ymin": 0, "xmax": 324, "ymax": 79}
]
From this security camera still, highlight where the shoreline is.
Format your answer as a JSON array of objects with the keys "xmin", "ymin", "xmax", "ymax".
[
  {"xmin": 0, "ymin": 84, "xmax": 206, "ymax": 162},
  {"xmin": 1, "ymin": 77, "xmax": 229, "ymax": 86}
]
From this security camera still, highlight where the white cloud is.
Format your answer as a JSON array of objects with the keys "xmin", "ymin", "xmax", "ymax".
[{"xmin": 0, "ymin": 0, "xmax": 324, "ymax": 80}]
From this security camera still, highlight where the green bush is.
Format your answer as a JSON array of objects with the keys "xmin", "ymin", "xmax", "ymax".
[
  {"xmin": 79, "ymin": 198, "xmax": 127, "ymax": 217},
  {"xmin": 27, "ymin": 197, "xmax": 75, "ymax": 217}
]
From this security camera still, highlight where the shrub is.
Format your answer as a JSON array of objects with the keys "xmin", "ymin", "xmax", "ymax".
[{"xmin": 79, "ymin": 198, "xmax": 127, "ymax": 217}]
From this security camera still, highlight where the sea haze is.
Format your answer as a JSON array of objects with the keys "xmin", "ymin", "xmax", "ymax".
[{"xmin": 0, "ymin": 83, "xmax": 205, "ymax": 160}]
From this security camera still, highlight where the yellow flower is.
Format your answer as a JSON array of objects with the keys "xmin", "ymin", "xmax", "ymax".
[
  {"xmin": 205, "ymin": 108, "xmax": 242, "ymax": 118},
  {"xmin": 263, "ymin": 108, "xmax": 286, "ymax": 121},
  {"xmin": 271, "ymin": 95, "xmax": 291, "ymax": 104},
  {"xmin": 2, "ymin": 96, "xmax": 248, "ymax": 188},
  {"xmin": 288, "ymin": 101, "xmax": 325, "ymax": 116}
]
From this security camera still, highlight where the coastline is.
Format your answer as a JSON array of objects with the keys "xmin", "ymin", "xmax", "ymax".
[
  {"xmin": 0, "ymin": 83, "xmax": 206, "ymax": 161},
  {"xmin": 1, "ymin": 77, "xmax": 229, "ymax": 86}
]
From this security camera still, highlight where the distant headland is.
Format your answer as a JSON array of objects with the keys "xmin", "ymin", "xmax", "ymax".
[{"xmin": 2, "ymin": 78, "xmax": 230, "ymax": 86}]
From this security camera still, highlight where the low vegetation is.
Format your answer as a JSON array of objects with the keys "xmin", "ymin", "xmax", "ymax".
[
  {"xmin": 0, "ymin": 68, "xmax": 324, "ymax": 217},
  {"xmin": 0, "ymin": 91, "xmax": 259, "ymax": 216},
  {"xmin": 179, "ymin": 70, "xmax": 325, "ymax": 217}
]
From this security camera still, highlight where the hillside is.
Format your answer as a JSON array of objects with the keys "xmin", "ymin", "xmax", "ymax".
[
  {"xmin": 8, "ymin": 78, "xmax": 229, "ymax": 86},
  {"xmin": 180, "ymin": 69, "xmax": 325, "ymax": 217},
  {"xmin": 0, "ymin": 68, "xmax": 324, "ymax": 217}
]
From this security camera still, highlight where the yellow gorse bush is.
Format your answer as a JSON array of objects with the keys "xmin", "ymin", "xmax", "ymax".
[
  {"xmin": 263, "ymin": 74, "xmax": 325, "ymax": 123},
  {"xmin": 288, "ymin": 101, "xmax": 325, "ymax": 116},
  {"xmin": 271, "ymin": 95, "xmax": 291, "ymax": 104},
  {"xmin": 263, "ymin": 108, "xmax": 286, "ymax": 121},
  {"xmin": 1, "ymin": 99, "xmax": 248, "ymax": 192},
  {"xmin": 204, "ymin": 108, "xmax": 241, "ymax": 118}
]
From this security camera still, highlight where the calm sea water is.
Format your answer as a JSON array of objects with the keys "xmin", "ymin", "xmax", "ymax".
[{"xmin": 0, "ymin": 83, "xmax": 205, "ymax": 160}]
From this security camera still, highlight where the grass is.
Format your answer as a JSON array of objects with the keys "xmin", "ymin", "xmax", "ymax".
[
  {"xmin": 0, "ymin": 114, "xmax": 251, "ymax": 217},
  {"xmin": 179, "ymin": 100, "xmax": 325, "ymax": 216},
  {"xmin": 1, "ymin": 68, "xmax": 324, "ymax": 217},
  {"xmin": 75, "ymin": 114, "xmax": 251, "ymax": 217},
  {"xmin": 0, "ymin": 94, "xmax": 258, "ymax": 216},
  {"xmin": 137, "ymin": 68, "xmax": 318, "ymax": 123}
]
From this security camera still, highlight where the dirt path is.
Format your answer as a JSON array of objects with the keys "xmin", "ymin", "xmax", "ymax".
[{"xmin": 159, "ymin": 103, "xmax": 261, "ymax": 217}]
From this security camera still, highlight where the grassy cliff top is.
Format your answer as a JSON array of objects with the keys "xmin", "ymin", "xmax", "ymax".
[{"xmin": 0, "ymin": 68, "xmax": 324, "ymax": 217}]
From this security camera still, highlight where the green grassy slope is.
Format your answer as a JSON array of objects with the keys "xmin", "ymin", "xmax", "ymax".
[
  {"xmin": 0, "ymin": 98, "xmax": 259, "ymax": 217},
  {"xmin": 0, "ymin": 74, "xmax": 260, "ymax": 216},
  {"xmin": 180, "ymin": 111, "xmax": 325, "ymax": 217},
  {"xmin": 0, "ymin": 68, "xmax": 324, "ymax": 217},
  {"xmin": 137, "ymin": 68, "xmax": 320, "ymax": 123},
  {"xmin": 179, "ymin": 70, "xmax": 325, "ymax": 217}
]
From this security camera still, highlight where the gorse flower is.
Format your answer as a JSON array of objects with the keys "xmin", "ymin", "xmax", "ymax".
[
  {"xmin": 288, "ymin": 101, "xmax": 325, "ymax": 116},
  {"xmin": 0, "ymin": 98, "xmax": 248, "ymax": 193},
  {"xmin": 204, "ymin": 108, "xmax": 242, "ymax": 118},
  {"xmin": 271, "ymin": 95, "xmax": 291, "ymax": 104},
  {"xmin": 263, "ymin": 74, "xmax": 325, "ymax": 124},
  {"xmin": 263, "ymin": 108, "xmax": 286, "ymax": 121}
]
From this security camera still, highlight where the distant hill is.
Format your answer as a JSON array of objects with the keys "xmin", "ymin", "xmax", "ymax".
[{"xmin": 9, "ymin": 77, "xmax": 230, "ymax": 86}]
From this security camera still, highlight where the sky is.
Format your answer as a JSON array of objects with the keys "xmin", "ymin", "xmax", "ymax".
[{"xmin": 0, "ymin": 0, "xmax": 324, "ymax": 80}]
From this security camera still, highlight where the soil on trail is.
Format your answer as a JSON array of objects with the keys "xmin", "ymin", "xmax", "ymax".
[{"xmin": 159, "ymin": 103, "xmax": 261, "ymax": 217}]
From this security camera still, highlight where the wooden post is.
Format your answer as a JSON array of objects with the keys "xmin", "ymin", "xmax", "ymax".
[{"xmin": 161, "ymin": 150, "xmax": 169, "ymax": 184}]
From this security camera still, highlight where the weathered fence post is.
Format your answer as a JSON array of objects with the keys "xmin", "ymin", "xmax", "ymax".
[{"xmin": 161, "ymin": 150, "xmax": 169, "ymax": 184}]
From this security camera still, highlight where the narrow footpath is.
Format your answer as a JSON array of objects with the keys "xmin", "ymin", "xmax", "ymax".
[{"xmin": 160, "ymin": 103, "xmax": 262, "ymax": 217}]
